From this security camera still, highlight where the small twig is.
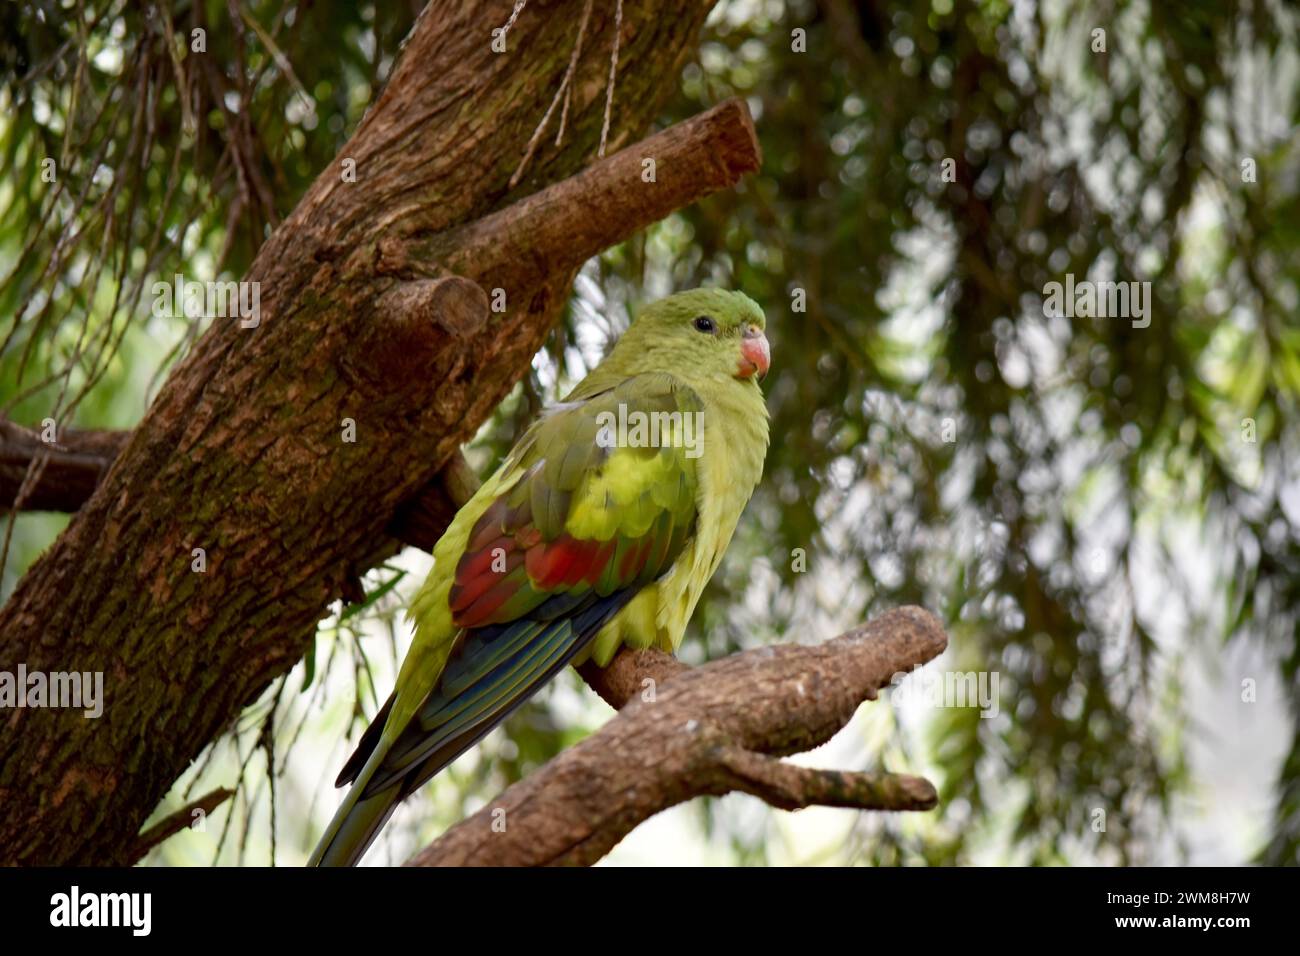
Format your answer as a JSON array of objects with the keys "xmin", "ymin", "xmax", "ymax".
[
  {"xmin": 714, "ymin": 746, "xmax": 937, "ymax": 812},
  {"xmin": 159, "ymin": 1, "xmax": 195, "ymax": 138},
  {"xmin": 509, "ymin": 0, "xmax": 594, "ymax": 188},
  {"xmin": 498, "ymin": 0, "xmax": 529, "ymax": 40},
  {"xmin": 555, "ymin": 82, "xmax": 573, "ymax": 147},
  {"xmin": 599, "ymin": 0, "xmax": 623, "ymax": 157},
  {"xmin": 128, "ymin": 787, "xmax": 236, "ymax": 863},
  {"xmin": 239, "ymin": 5, "xmax": 314, "ymax": 119}
]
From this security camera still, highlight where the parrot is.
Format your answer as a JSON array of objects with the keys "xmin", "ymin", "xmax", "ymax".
[{"xmin": 308, "ymin": 287, "xmax": 771, "ymax": 866}]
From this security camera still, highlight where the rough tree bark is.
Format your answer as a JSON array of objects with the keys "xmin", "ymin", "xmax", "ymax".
[{"xmin": 0, "ymin": 0, "xmax": 737, "ymax": 865}]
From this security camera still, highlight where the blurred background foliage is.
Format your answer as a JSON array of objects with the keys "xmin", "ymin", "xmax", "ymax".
[{"xmin": 2, "ymin": 0, "xmax": 1298, "ymax": 865}]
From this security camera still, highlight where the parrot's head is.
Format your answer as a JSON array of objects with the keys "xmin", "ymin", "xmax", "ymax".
[{"xmin": 607, "ymin": 288, "xmax": 770, "ymax": 384}]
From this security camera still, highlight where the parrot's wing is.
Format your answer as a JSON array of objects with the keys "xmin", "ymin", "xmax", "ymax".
[{"xmin": 354, "ymin": 372, "xmax": 703, "ymax": 797}]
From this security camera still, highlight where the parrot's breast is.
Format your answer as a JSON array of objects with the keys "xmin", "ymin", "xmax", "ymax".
[{"xmin": 583, "ymin": 378, "xmax": 769, "ymax": 666}]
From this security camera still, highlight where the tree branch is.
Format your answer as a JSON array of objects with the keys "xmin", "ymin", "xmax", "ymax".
[
  {"xmin": 406, "ymin": 606, "xmax": 947, "ymax": 866},
  {"xmin": 713, "ymin": 747, "xmax": 935, "ymax": 812},
  {"xmin": 411, "ymin": 98, "xmax": 761, "ymax": 292},
  {"xmin": 0, "ymin": 419, "xmax": 129, "ymax": 513},
  {"xmin": 576, "ymin": 645, "xmax": 688, "ymax": 709},
  {"xmin": 1, "ymin": 415, "xmax": 467, "ymax": 554},
  {"xmin": 127, "ymin": 787, "xmax": 236, "ymax": 863}
]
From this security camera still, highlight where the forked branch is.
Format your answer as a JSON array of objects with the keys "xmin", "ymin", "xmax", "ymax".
[{"xmin": 407, "ymin": 606, "xmax": 946, "ymax": 866}]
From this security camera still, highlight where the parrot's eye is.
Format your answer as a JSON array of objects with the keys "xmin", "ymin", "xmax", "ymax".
[{"xmin": 692, "ymin": 316, "xmax": 717, "ymax": 334}]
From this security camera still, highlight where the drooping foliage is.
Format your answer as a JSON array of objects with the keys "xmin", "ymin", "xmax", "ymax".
[{"xmin": 2, "ymin": 0, "xmax": 1297, "ymax": 864}]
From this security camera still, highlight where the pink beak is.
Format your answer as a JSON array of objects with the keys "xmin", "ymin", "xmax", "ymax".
[{"xmin": 738, "ymin": 325, "xmax": 770, "ymax": 380}]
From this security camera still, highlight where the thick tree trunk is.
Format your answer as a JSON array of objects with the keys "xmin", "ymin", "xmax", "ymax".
[{"xmin": 0, "ymin": 0, "xmax": 729, "ymax": 865}]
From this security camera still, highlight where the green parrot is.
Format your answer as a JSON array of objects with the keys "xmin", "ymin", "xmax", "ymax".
[{"xmin": 309, "ymin": 288, "xmax": 771, "ymax": 866}]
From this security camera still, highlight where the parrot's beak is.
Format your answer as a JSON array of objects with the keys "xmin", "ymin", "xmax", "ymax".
[{"xmin": 738, "ymin": 325, "xmax": 770, "ymax": 381}]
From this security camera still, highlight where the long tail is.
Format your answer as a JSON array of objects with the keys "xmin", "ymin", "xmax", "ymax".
[
  {"xmin": 308, "ymin": 736, "xmax": 404, "ymax": 867},
  {"xmin": 309, "ymin": 592, "xmax": 635, "ymax": 866}
]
